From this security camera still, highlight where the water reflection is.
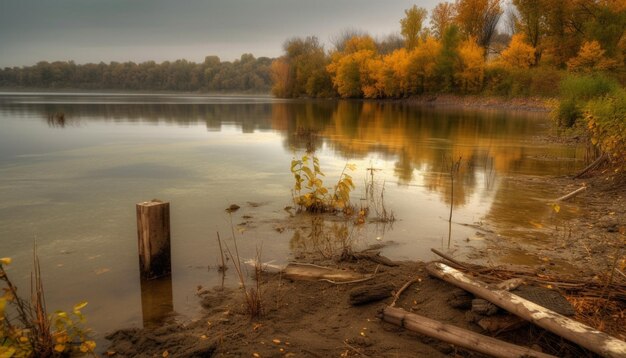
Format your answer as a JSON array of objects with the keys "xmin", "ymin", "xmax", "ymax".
[
  {"xmin": 0, "ymin": 97, "xmax": 582, "ymax": 212},
  {"xmin": 0, "ymin": 93, "xmax": 588, "ymax": 348},
  {"xmin": 140, "ymin": 275, "xmax": 174, "ymax": 328}
]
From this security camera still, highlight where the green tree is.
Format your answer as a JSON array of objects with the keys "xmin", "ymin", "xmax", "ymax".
[{"xmin": 400, "ymin": 5, "xmax": 428, "ymax": 50}]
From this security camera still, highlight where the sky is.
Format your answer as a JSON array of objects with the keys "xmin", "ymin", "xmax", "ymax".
[{"xmin": 0, "ymin": 0, "xmax": 444, "ymax": 68}]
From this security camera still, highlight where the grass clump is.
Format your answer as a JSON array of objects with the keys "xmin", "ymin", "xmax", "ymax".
[{"xmin": 1, "ymin": 255, "xmax": 96, "ymax": 357}]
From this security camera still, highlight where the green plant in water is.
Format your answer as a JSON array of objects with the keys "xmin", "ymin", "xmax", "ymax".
[
  {"xmin": 290, "ymin": 153, "xmax": 355, "ymax": 212},
  {"xmin": 0, "ymin": 256, "xmax": 96, "ymax": 357}
]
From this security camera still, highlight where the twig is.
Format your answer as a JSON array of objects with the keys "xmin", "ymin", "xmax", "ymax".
[
  {"xmin": 430, "ymin": 248, "xmax": 469, "ymax": 269},
  {"xmin": 554, "ymin": 186, "xmax": 587, "ymax": 202},
  {"xmin": 574, "ymin": 153, "xmax": 607, "ymax": 179},
  {"xmin": 390, "ymin": 277, "xmax": 420, "ymax": 307},
  {"xmin": 343, "ymin": 340, "xmax": 370, "ymax": 357},
  {"xmin": 216, "ymin": 232, "xmax": 227, "ymax": 272}
]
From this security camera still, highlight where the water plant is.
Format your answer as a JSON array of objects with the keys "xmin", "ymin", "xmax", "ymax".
[
  {"xmin": 290, "ymin": 153, "xmax": 355, "ymax": 213},
  {"xmin": 0, "ymin": 255, "xmax": 96, "ymax": 357}
]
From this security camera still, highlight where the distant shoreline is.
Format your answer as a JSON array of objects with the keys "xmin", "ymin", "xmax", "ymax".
[{"xmin": 0, "ymin": 89, "xmax": 552, "ymax": 113}]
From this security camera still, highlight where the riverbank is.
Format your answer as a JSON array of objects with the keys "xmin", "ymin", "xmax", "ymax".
[
  {"xmin": 405, "ymin": 94, "xmax": 551, "ymax": 112},
  {"xmin": 106, "ymin": 168, "xmax": 625, "ymax": 357}
]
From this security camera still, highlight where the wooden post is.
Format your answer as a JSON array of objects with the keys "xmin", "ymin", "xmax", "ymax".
[{"xmin": 136, "ymin": 200, "xmax": 171, "ymax": 280}]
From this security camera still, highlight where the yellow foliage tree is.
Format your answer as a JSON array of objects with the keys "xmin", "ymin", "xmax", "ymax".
[
  {"xmin": 500, "ymin": 34, "xmax": 536, "ymax": 69},
  {"xmin": 455, "ymin": 37, "xmax": 485, "ymax": 93},
  {"xmin": 430, "ymin": 2, "xmax": 457, "ymax": 39},
  {"xmin": 373, "ymin": 49, "xmax": 411, "ymax": 97},
  {"xmin": 567, "ymin": 40, "xmax": 618, "ymax": 73},
  {"xmin": 454, "ymin": 0, "xmax": 502, "ymax": 48},
  {"xmin": 407, "ymin": 36, "xmax": 443, "ymax": 93},
  {"xmin": 327, "ymin": 36, "xmax": 379, "ymax": 98},
  {"xmin": 400, "ymin": 5, "xmax": 428, "ymax": 50},
  {"xmin": 270, "ymin": 58, "xmax": 292, "ymax": 97}
]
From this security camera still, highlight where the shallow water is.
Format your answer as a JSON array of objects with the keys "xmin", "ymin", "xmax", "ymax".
[{"xmin": 0, "ymin": 92, "xmax": 585, "ymax": 347}]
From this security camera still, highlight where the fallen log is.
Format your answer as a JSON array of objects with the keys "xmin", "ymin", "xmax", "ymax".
[
  {"xmin": 284, "ymin": 263, "xmax": 374, "ymax": 284},
  {"xmin": 426, "ymin": 262, "xmax": 626, "ymax": 358},
  {"xmin": 349, "ymin": 283, "xmax": 394, "ymax": 305},
  {"xmin": 554, "ymin": 186, "xmax": 587, "ymax": 202},
  {"xmin": 381, "ymin": 306, "xmax": 555, "ymax": 358},
  {"xmin": 574, "ymin": 153, "xmax": 607, "ymax": 179}
]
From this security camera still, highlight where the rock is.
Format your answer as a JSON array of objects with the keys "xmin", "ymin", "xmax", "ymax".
[
  {"xmin": 447, "ymin": 288, "xmax": 472, "ymax": 309},
  {"xmin": 471, "ymin": 298, "xmax": 498, "ymax": 316},
  {"xmin": 225, "ymin": 204, "xmax": 240, "ymax": 213}
]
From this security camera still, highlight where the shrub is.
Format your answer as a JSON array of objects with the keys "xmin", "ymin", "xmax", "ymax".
[
  {"xmin": 584, "ymin": 88, "xmax": 626, "ymax": 169},
  {"xmin": 554, "ymin": 74, "xmax": 619, "ymax": 127}
]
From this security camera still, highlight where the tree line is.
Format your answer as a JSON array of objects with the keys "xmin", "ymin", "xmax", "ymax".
[
  {"xmin": 0, "ymin": 54, "xmax": 273, "ymax": 92},
  {"xmin": 271, "ymin": 0, "xmax": 626, "ymax": 99}
]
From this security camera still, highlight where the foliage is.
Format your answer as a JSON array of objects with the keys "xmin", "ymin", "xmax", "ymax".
[
  {"xmin": 584, "ymin": 88, "xmax": 626, "ymax": 169},
  {"xmin": 553, "ymin": 74, "xmax": 619, "ymax": 127},
  {"xmin": 0, "ymin": 257, "xmax": 95, "ymax": 357},
  {"xmin": 430, "ymin": 2, "xmax": 457, "ymax": 39},
  {"xmin": 455, "ymin": 37, "xmax": 485, "ymax": 93},
  {"xmin": 567, "ymin": 41, "xmax": 618, "ymax": 73},
  {"xmin": 500, "ymin": 34, "xmax": 536, "ymax": 69},
  {"xmin": 327, "ymin": 36, "xmax": 379, "ymax": 98},
  {"xmin": 0, "ymin": 55, "xmax": 272, "ymax": 92},
  {"xmin": 436, "ymin": 25, "xmax": 462, "ymax": 92},
  {"xmin": 290, "ymin": 154, "xmax": 355, "ymax": 213},
  {"xmin": 400, "ymin": 5, "xmax": 428, "ymax": 50},
  {"xmin": 271, "ymin": 37, "xmax": 334, "ymax": 98},
  {"xmin": 454, "ymin": 0, "xmax": 503, "ymax": 49}
]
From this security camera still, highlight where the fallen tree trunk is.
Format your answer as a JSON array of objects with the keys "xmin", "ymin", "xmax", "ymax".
[
  {"xmin": 426, "ymin": 262, "xmax": 626, "ymax": 358},
  {"xmin": 349, "ymin": 283, "xmax": 394, "ymax": 305},
  {"xmin": 381, "ymin": 306, "xmax": 555, "ymax": 358},
  {"xmin": 574, "ymin": 153, "xmax": 607, "ymax": 179}
]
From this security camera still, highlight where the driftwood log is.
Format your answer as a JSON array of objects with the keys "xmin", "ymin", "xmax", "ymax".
[
  {"xmin": 349, "ymin": 283, "xmax": 394, "ymax": 305},
  {"xmin": 382, "ymin": 307, "xmax": 555, "ymax": 358},
  {"xmin": 426, "ymin": 262, "xmax": 626, "ymax": 358},
  {"xmin": 554, "ymin": 186, "xmax": 587, "ymax": 202}
]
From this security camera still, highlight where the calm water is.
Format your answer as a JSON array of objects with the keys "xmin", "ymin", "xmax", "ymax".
[{"xmin": 0, "ymin": 92, "xmax": 584, "ymax": 347}]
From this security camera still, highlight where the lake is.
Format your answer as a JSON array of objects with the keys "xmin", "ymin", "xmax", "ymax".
[{"xmin": 0, "ymin": 92, "xmax": 584, "ymax": 347}]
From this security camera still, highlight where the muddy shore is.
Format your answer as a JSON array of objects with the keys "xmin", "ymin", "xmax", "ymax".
[{"xmin": 105, "ymin": 100, "xmax": 625, "ymax": 357}]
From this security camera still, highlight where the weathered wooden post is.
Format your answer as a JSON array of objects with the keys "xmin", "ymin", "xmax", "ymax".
[{"xmin": 136, "ymin": 199, "xmax": 171, "ymax": 280}]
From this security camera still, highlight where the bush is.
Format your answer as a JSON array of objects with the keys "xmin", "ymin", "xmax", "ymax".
[
  {"xmin": 559, "ymin": 73, "xmax": 618, "ymax": 101},
  {"xmin": 554, "ymin": 74, "xmax": 620, "ymax": 127},
  {"xmin": 584, "ymin": 88, "xmax": 626, "ymax": 169}
]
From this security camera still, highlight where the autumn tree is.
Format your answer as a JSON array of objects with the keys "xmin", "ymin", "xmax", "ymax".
[
  {"xmin": 271, "ymin": 36, "xmax": 333, "ymax": 98},
  {"xmin": 511, "ymin": 0, "xmax": 545, "ymax": 47},
  {"xmin": 430, "ymin": 2, "xmax": 457, "ymax": 39},
  {"xmin": 500, "ymin": 34, "xmax": 536, "ymax": 69},
  {"xmin": 567, "ymin": 40, "xmax": 618, "ymax": 72},
  {"xmin": 454, "ymin": 0, "xmax": 503, "ymax": 49},
  {"xmin": 327, "ymin": 36, "xmax": 379, "ymax": 98},
  {"xmin": 407, "ymin": 36, "xmax": 442, "ymax": 93},
  {"xmin": 455, "ymin": 37, "xmax": 485, "ymax": 92},
  {"xmin": 436, "ymin": 25, "xmax": 462, "ymax": 91},
  {"xmin": 400, "ymin": 5, "xmax": 428, "ymax": 49}
]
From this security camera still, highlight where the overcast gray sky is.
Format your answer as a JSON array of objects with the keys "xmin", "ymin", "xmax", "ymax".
[{"xmin": 0, "ymin": 0, "xmax": 444, "ymax": 67}]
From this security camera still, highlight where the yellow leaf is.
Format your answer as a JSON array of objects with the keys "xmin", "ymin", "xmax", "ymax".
[
  {"xmin": 0, "ymin": 258, "xmax": 11, "ymax": 265},
  {"xmin": 162, "ymin": 350, "xmax": 169, "ymax": 357},
  {"xmin": 0, "ymin": 298, "xmax": 5, "ymax": 315},
  {"xmin": 74, "ymin": 301, "xmax": 88, "ymax": 311},
  {"xmin": 80, "ymin": 341, "xmax": 96, "ymax": 353},
  {"xmin": 54, "ymin": 344, "xmax": 66, "ymax": 353},
  {"xmin": 0, "ymin": 347, "xmax": 16, "ymax": 358}
]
